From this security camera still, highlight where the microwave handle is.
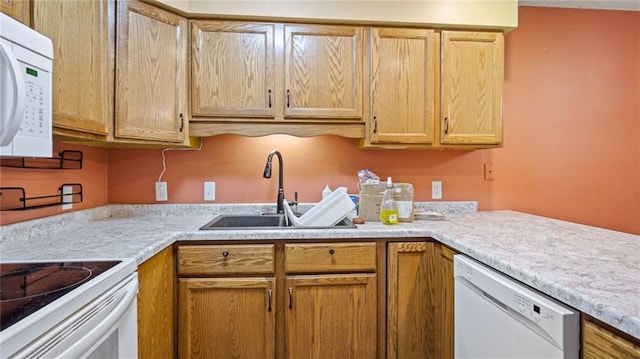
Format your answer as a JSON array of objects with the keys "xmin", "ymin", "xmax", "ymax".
[{"xmin": 0, "ymin": 40, "xmax": 26, "ymax": 146}]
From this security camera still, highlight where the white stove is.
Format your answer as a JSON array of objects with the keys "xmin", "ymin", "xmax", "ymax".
[{"xmin": 0, "ymin": 258, "xmax": 138, "ymax": 358}]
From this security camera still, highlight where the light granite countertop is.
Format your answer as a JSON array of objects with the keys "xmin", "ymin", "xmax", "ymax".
[{"xmin": 1, "ymin": 202, "xmax": 638, "ymax": 340}]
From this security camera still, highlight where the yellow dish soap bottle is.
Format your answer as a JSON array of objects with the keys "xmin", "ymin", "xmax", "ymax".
[{"xmin": 380, "ymin": 177, "xmax": 398, "ymax": 225}]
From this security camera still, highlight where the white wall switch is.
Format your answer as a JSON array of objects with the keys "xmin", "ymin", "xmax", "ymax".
[
  {"xmin": 62, "ymin": 185, "xmax": 73, "ymax": 210},
  {"xmin": 155, "ymin": 181, "xmax": 168, "ymax": 201},
  {"xmin": 432, "ymin": 181, "xmax": 442, "ymax": 199},
  {"xmin": 204, "ymin": 181, "xmax": 215, "ymax": 201}
]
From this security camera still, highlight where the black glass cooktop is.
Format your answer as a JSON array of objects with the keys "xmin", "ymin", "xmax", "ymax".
[{"xmin": 0, "ymin": 261, "xmax": 120, "ymax": 331}]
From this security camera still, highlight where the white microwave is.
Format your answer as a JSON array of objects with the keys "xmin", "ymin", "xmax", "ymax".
[{"xmin": 0, "ymin": 12, "xmax": 53, "ymax": 157}]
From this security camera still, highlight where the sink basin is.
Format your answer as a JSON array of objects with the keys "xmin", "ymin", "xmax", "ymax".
[{"xmin": 199, "ymin": 214, "xmax": 356, "ymax": 230}]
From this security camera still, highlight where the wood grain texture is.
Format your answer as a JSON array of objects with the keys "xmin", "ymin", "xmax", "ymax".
[
  {"xmin": 0, "ymin": 0, "xmax": 30, "ymax": 25},
  {"xmin": 286, "ymin": 273, "xmax": 377, "ymax": 358},
  {"xmin": 583, "ymin": 317, "xmax": 640, "ymax": 359},
  {"xmin": 284, "ymin": 24, "xmax": 363, "ymax": 120},
  {"xmin": 189, "ymin": 120, "xmax": 365, "ymax": 138},
  {"xmin": 177, "ymin": 244, "xmax": 275, "ymax": 276},
  {"xmin": 369, "ymin": 28, "xmax": 437, "ymax": 145},
  {"xmin": 138, "ymin": 246, "xmax": 175, "ymax": 359},
  {"xmin": 440, "ymin": 31, "xmax": 504, "ymax": 145},
  {"xmin": 435, "ymin": 244, "xmax": 455, "ymax": 359},
  {"xmin": 33, "ymin": 0, "xmax": 112, "ymax": 137},
  {"xmin": 115, "ymin": 0, "xmax": 187, "ymax": 143},
  {"xmin": 179, "ymin": 277, "xmax": 276, "ymax": 359},
  {"xmin": 284, "ymin": 242, "xmax": 376, "ymax": 273},
  {"xmin": 191, "ymin": 21, "xmax": 275, "ymax": 118},
  {"xmin": 387, "ymin": 241, "xmax": 433, "ymax": 358}
]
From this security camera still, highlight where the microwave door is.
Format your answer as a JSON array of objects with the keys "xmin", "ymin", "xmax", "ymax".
[{"xmin": 0, "ymin": 39, "xmax": 26, "ymax": 146}]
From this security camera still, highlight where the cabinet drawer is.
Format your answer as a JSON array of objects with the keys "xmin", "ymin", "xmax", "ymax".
[
  {"xmin": 285, "ymin": 242, "xmax": 376, "ymax": 273},
  {"xmin": 177, "ymin": 244, "xmax": 275, "ymax": 276}
]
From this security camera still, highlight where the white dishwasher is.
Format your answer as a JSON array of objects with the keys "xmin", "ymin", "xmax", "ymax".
[{"xmin": 454, "ymin": 255, "xmax": 580, "ymax": 359}]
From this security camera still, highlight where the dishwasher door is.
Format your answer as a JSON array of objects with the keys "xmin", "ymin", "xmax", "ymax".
[{"xmin": 454, "ymin": 255, "xmax": 579, "ymax": 359}]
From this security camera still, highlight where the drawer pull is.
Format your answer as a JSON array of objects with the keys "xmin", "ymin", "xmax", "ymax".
[
  {"xmin": 288, "ymin": 287, "xmax": 293, "ymax": 309},
  {"xmin": 329, "ymin": 248, "xmax": 335, "ymax": 255},
  {"xmin": 222, "ymin": 250, "xmax": 229, "ymax": 258},
  {"xmin": 267, "ymin": 289, "xmax": 273, "ymax": 312}
]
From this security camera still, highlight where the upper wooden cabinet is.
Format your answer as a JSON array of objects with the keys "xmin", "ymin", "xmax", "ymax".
[
  {"xmin": 33, "ymin": 0, "xmax": 112, "ymax": 138},
  {"xmin": 191, "ymin": 21, "xmax": 276, "ymax": 119},
  {"xmin": 189, "ymin": 21, "xmax": 366, "ymax": 138},
  {"xmin": 32, "ymin": 0, "xmax": 193, "ymax": 147},
  {"xmin": 368, "ymin": 28, "xmax": 438, "ymax": 145},
  {"xmin": 284, "ymin": 24, "xmax": 363, "ymax": 120},
  {"xmin": 363, "ymin": 29, "xmax": 504, "ymax": 149},
  {"xmin": 440, "ymin": 31, "xmax": 504, "ymax": 145},
  {"xmin": 0, "ymin": 0, "xmax": 30, "ymax": 25},
  {"xmin": 116, "ymin": 0, "xmax": 188, "ymax": 143}
]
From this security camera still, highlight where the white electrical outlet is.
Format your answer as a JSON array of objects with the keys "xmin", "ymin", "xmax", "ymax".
[
  {"xmin": 62, "ymin": 185, "xmax": 73, "ymax": 210},
  {"xmin": 204, "ymin": 181, "xmax": 215, "ymax": 201},
  {"xmin": 155, "ymin": 181, "xmax": 168, "ymax": 201},
  {"xmin": 432, "ymin": 181, "xmax": 442, "ymax": 199}
]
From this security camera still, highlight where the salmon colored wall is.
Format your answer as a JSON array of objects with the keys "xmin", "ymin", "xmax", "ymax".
[
  {"xmin": 2, "ymin": 7, "xmax": 638, "ymax": 235},
  {"xmin": 0, "ymin": 143, "xmax": 108, "ymax": 225},
  {"xmin": 489, "ymin": 7, "xmax": 640, "ymax": 234}
]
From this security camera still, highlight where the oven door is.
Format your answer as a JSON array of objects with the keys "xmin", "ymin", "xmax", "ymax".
[{"xmin": 12, "ymin": 273, "xmax": 138, "ymax": 359}]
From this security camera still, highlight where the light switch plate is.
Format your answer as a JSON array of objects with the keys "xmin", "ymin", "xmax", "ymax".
[
  {"xmin": 432, "ymin": 181, "xmax": 442, "ymax": 199},
  {"xmin": 204, "ymin": 181, "xmax": 215, "ymax": 201},
  {"xmin": 62, "ymin": 185, "xmax": 73, "ymax": 210}
]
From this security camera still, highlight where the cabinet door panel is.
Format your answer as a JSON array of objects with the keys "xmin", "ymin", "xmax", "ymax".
[
  {"xmin": 285, "ymin": 24, "xmax": 363, "ymax": 120},
  {"xmin": 116, "ymin": 0, "xmax": 187, "ymax": 142},
  {"xmin": 33, "ymin": 0, "xmax": 112, "ymax": 136},
  {"xmin": 179, "ymin": 277, "xmax": 276, "ymax": 359},
  {"xmin": 441, "ymin": 31, "xmax": 503, "ymax": 145},
  {"xmin": 286, "ymin": 274, "xmax": 376, "ymax": 358},
  {"xmin": 387, "ymin": 242, "xmax": 433, "ymax": 358},
  {"xmin": 191, "ymin": 21, "xmax": 275, "ymax": 118},
  {"xmin": 370, "ymin": 28, "xmax": 437, "ymax": 144}
]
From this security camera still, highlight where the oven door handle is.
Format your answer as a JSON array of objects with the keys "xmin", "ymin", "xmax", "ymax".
[
  {"xmin": 60, "ymin": 275, "xmax": 139, "ymax": 358},
  {"xmin": 16, "ymin": 273, "xmax": 139, "ymax": 359}
]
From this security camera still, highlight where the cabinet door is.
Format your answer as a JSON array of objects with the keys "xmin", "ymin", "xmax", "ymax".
[
  {"xmin": 387, "ymin": 242, "xmax": 433, "ymax": 358},
  {"xmin": 116, "ymin": 0, "xmax": 187, "ymax": 143},
  {"xmin": 191, "ymin": 21, "xmax": 275, "ymax": 119},
  {"xmin": 179, "ymin": 277, "xmax": 276, "ymax": 359},
  {"xmin": 441, "ymin": 31, "xmax": 504, "ymax": 145},
  {"xmin": 370, "ymin": 28, "xmax": 437, "ymax": 145},
  {"xmin": 286, "ymin": 273, "xmax": 376, "ymax": 358},
  {"xmin": 284, "ymin": 24, "xmax": 363, "ymax": 120},
  {"xmin": 33, "ymin": 0, "xmax": 112, "ymax": 138},
  {"xmin": 138, "ymin": 246, "xmax": 175, "ymax": 359},
  {"xmin": 0, "ymin": 0, "xmax": 29, "ymax": 25},
  {"xmin": 434, "ymin": 244, "xmax": 455, "ymax": 359}
]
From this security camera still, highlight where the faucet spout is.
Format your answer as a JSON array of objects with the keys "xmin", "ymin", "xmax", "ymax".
[{"xmin": 263, "ymin": 150, "xmax": 284, "ymax": 213}]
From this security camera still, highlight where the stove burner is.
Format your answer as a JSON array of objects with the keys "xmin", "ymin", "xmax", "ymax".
[{"xmin": 0, "ymin": 261, "xmax": 120, "ymax": 331}]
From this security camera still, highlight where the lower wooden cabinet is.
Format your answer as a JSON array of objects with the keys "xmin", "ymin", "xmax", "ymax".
[
  {"xmin": 433, "ymin": 243, "xmax": 455, "ymax": 359},
  {"xmin": 285, "ymin": 274, "xmax": 377, "ymax": 358},
  {"xmin": 177, "ymin": 242, "xmax": 377, "ymax": 358},
  {"xmin": 179, "ymin": 277, "xmax": 276, "ymax": 358},
  {"xmin": 138, "ymin": 246, "xmax": 175, "ymax": 358},
  {"xmin": 582, "ymin": 316, "xmax": 640, "ymax": 359},
  {"xmin": 386, "ymin": 241, "xmax": 433, "ymax": 358}
]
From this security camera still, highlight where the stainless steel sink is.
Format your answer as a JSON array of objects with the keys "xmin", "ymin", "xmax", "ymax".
[{"xmin": 199, "ymin": 214, "xmax": 356, "ymax": 230}]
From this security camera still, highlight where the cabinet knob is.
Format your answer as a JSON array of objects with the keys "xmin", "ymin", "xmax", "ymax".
[
  {"xmin": 329, "ymin": 248, "xmax": 335, "ymax": 255},
  {"xmin": 222, "ymin": 250, "xmax": 229, "ymax": 258}
]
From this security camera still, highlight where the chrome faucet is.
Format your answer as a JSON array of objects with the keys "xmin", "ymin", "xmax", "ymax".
[{"xmin": 263, "ymin": 150, "xmax": 284, "ymax": 213}]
